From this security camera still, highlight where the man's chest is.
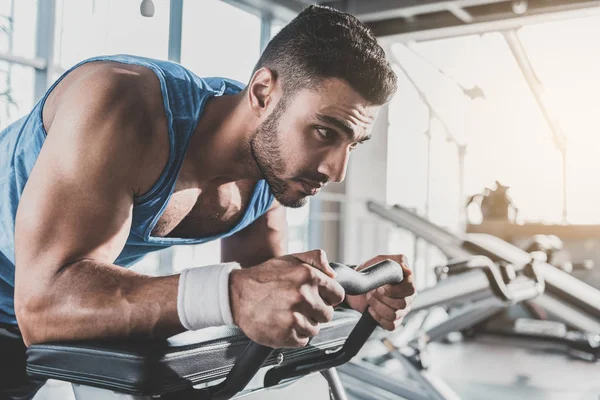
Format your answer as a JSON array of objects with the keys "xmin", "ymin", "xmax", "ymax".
[{"xmin": 150, "ymin": 180, "xmax": 256, "ymax": 239}]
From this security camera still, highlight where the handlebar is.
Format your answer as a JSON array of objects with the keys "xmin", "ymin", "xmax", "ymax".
[
  {"xmin": 178, "ymin": 259, "xmax": 403, "ymax": 400},
  {"xmin": 437, "ymin": 255, "xmax": 545, "ymax": 303}
]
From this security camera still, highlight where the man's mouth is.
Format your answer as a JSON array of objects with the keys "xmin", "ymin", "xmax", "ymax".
[{"xmin": 298, "ymin": 179, "xmax": 323, "ymax": 195}]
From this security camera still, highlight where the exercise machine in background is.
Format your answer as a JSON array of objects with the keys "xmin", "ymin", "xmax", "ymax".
[{"xmin": 337, "ymin": 201, "xmax": 600, "ymax": 400}]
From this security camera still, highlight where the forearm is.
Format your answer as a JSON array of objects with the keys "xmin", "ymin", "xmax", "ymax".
[
  {"xmin": 17, "ymin": 259, "xmax": 184, "ymax": 346},
  {"xmin": 221, "ymin": 203, "xmax": 288, "ymax": 268}
]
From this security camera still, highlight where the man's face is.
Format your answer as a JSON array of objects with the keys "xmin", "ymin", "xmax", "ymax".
[{"xmin": 250, "ymin": 78, "xmax": 380, "ymax": 208}]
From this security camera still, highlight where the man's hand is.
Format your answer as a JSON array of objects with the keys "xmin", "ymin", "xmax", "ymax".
[
  {"xmin": 345, "ymin": 255, "xmax": 416, "ymax": 331},
  {"xmin": 229, "ymin": 250, "xmax": 345, "ymax": 348}
]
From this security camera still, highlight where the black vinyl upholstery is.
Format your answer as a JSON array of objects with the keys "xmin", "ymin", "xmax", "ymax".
[{"xmin": 26, "ymin": 310, "xmax": 360, "ymax": 396}]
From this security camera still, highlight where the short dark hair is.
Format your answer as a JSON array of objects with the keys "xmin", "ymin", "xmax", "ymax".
[{"xmin": 253, "ymin": 5, "xmax": 398, "ymax": 105}]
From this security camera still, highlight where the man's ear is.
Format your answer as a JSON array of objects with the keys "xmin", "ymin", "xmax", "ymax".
[{"xmin": 247, "ymin": 67, "xmax": 278, "ymax": 117}]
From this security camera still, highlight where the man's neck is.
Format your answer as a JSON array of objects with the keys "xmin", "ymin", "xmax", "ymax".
[{"xmin": 184, "ymin": 91, "xmax": 262, "ymax": 186}]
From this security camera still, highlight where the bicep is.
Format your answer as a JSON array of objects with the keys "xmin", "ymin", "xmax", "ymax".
[
  {"xmin": 15, "ymin": 145, "xmax": 133, "ymax": 277},
  {"xmin": 221, "ymin": 202, "xmax": 288, "ymax": 267},
  {"xmin": 15, "ymin": 76, "xmax": 146, "ymax": 286}
]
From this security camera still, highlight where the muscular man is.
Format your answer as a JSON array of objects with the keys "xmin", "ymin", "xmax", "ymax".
[{"xmin": 0, "ymin": 5, "xmax": 415, "ymax": 398}]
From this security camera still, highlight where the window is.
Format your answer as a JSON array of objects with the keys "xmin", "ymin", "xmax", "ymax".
[
  {"xmin": 519, "ymin": 17, "xmax": 600, "ymax": 223},
  {"xmin": 387, "ymin": 62, "xmax": 430, "ymax": 218},
  {"xmin": 387, "ymin": 32, "xmax": 564, "ymax": 225},
  {"xmin": 53, "ymin": 0, "xmax": 171, "ymax": 70},
  {"xmin": 181, "ymin": 0, "xmax": 261, "ymax": 84},
  {"xmin": 0, "ymin": 62, "xmax": 34, "ymax": 129},
  {"xmin": 0, "ymin": 0, "xmax": 37, "ymax": 128},
  {"xmin": 387, "ymin": 45, "xmax": 463, "ymax": 232},
  {"xmin": 0, "ymin": 0, "xmax": 37, "ymax": 59}
]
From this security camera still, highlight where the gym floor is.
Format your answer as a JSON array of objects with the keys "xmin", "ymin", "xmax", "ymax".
[
  {"xmin": 33, "ymin": 381, "xmax": 73, "ymax": 400},
  {"xmin": 431, "ymin": 337, "xmax": 600, "ymax": 400}
]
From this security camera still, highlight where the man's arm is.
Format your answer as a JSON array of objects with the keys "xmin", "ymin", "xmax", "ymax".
[
  {"xmin": 221, "ymin": 201, "xmax": 287, "ymax": 267},
  {"xmin": 14, "ymin": 63, "xmax": 184, "ymax": 346}
]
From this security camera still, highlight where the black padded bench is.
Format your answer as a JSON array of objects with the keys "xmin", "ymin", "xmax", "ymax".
[{"xmin": 26, "ymin": 310, "xmax": 360, "ymax": 399}]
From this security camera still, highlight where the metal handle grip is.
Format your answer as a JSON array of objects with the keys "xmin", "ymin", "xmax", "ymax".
[{"xmin": 201, "ymin": 259, "xmax": 404, "ymax": 399}]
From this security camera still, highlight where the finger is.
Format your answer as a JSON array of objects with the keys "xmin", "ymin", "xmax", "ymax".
[
  {"xmin": 368, "ymin": 308, "xmax": 396, "ymax": 331},
  {"xmin": 308, "ymin": 305, "xmax": 333, "ymax": 324},
  {"xmin": 367, "ymin": 293, "xmax": 405, "ymax": 322},
  {"xmin": 356, "ymin": 255, "xmax": 391, "ymax": 272},
  {"xmin": 292, "ymin": 311, "xmax": 321, "ymax": 338},
  {"xmin": 371, "ymin": 291, "xmax": 408, "ymax": 314},
  {"xmin": 371, "ymin": 307, "xmax": 404, "ymax": 331},
  {"xmin": 398, "ymin": 254, "xmax": 409, "ymax": 267},
  {"xmin": 296, "ymin": 288, "xmax": 335, "ymax": 323},
  {"xmin": 358, "ymin": 254, "xmax": 409, "ymax": 271},
  {"xmin": 400, "ymin": 258, "xmax": 414, "ymax": 279},
  {"xmin": 300, "ymin": 266, "xmax": 345, "ymax": 306},
  {"xmin": 292, "ymin": 249, "xmax": 336, "ymax": 278},
  {"xmin": 286, "ymin": 330, "xmax": 310, "ymax": 348},
  {"xmin": 377, "ymin": 278, "xmax": 417, "ymax": 299},
  {"xmin": 318, "ymin": 278, "xmax": 345, "ymax": 307}
]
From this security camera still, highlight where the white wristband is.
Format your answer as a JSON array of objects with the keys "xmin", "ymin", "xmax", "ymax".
[{"xmin": 177, "ymin": 262, "xmax": 241, "ymax": 331}]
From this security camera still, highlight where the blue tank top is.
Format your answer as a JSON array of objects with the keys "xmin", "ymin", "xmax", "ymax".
[{"xmin": 0, "ymin": 55, "xmax": 274, "ymax": 325}]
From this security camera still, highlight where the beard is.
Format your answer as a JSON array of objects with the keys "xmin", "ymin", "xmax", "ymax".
[{"xmin": 249, "ymin": 99, "xmax": 308, "ymax": 208}]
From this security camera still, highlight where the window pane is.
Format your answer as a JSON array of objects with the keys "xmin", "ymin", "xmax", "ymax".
[
  {"xmin": 390, "ymin": 34, "xmax": 563, "ymax": 224},
  {"xmin": 387, "ymin": 56, "xmax": 462, "ymax": 232},
  {"xmin": 387, "ymin": 62, "xmax": 430, "ymax": 218},
  {"xmin": 181, "ymin": 0, "xmax": 261, "ymax": 84},
  {"xmin": 0, "ymin": 0, "xmax": 37, "ymax": 59},
  {"xmin": 519, "ymin": 17, "xmax": 600, "ymax": 223},
  {"xmin": 428, "ymin": 121, "xmax": 460, "ymax": 231},
  {"xmin": 0, "ymin": 61, "xmax": 35, "ymax": 129},
  {"xmin": 54, "ymin": 0, "xmax": 170, "ymax": 69}
]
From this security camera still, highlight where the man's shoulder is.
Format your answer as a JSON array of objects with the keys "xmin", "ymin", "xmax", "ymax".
[
  {"xmin": 45, "ymin": 60, "xmax": 170, "ymax": 197},
  {"xmin": 49, "ymin": 60, "xmax": 164, "ymax": 119}
]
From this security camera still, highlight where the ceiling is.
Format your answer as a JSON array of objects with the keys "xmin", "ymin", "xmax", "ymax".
[{"xmin": 225, "ymin": 0, "xmax": 600, "ymax": 40}]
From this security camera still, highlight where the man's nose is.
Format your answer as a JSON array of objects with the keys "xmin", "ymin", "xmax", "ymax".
[{"xmin": 317, "ymin": 148, "xmax": 350, "ymax": 183}]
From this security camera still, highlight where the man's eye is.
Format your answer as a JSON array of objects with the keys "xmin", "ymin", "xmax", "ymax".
[{"xmin": 316, "ymin": 127, "xmax": 332, "ymax": 140}]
